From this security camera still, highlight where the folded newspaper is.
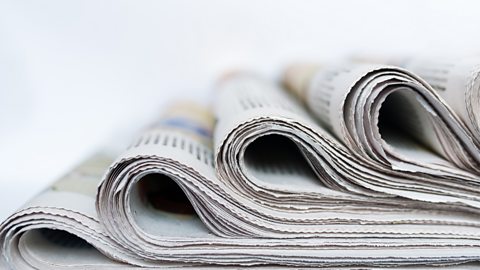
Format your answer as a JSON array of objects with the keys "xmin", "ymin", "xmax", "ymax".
[
  {"xmin": 352, "ymin": 54, "xmax": 480, "ymax": 146},
  {"xmin": 2, "ymin": 60, "xmax": 480, "ymax": 269}
]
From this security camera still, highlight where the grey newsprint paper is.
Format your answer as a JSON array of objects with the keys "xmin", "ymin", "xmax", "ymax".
[{"xmin": 3, "ymin": 59, "xmax": 480, "ymax": 269}]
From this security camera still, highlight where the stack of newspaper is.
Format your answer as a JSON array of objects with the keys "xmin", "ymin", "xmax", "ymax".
[{"xmin": 3, "ymin": 55, "xmax": 480, "ymax": 269}]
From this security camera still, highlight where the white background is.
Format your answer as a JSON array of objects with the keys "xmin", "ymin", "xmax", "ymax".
[{"xmin": 1, "ymin": 0, "xmax": 480, "ymax": 220}]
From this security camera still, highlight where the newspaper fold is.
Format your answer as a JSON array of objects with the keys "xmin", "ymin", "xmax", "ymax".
[{"xmin": 353, "ymin": 55, "xmax": 480, "ymax": 146}]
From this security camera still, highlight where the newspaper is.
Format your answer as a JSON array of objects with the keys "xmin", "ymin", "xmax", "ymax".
[
  {"xmin": 2, "ymin": 66, "xmax": 480, "ymax": 268},
  {"xmin": 0, "ymin": 153, "xmax": 152, "ymax": 269},
  {"xmin": 353, "ymin": 54, "xmax": 480, "ymax": 147}
]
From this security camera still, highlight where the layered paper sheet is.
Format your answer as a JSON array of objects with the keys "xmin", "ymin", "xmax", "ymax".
[{"xmin": 2, "ymin": 60, "xmax": 480, "ymax": 269}]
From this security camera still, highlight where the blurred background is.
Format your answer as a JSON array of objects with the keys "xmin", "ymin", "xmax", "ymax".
[{"xmin": 1, "ymin": 0, "xmax": 480, "ymax": 220}]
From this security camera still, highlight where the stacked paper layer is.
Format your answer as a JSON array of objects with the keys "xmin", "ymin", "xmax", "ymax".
[{"xmin": 3, "ymin": 56, "xmax": 480, "ymax": 269}]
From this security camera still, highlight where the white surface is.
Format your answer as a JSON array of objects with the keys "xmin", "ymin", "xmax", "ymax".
[{"xmin": 1, "ymin": 0, "xmax": 480, "ymax": 221}]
